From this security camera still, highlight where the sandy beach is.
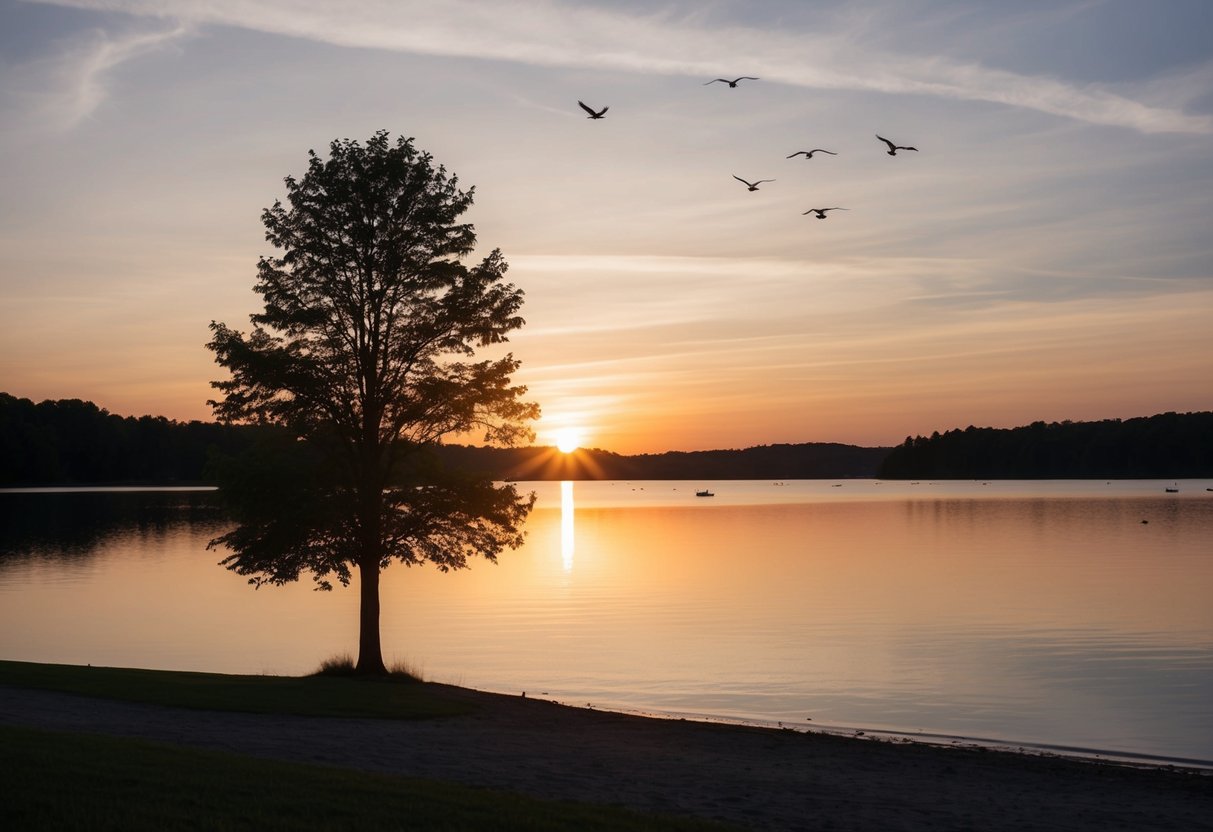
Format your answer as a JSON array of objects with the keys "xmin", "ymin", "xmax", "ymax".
[{"xmin": 2, "ymin": 682, "xmax": 1210, "ymax": 831}]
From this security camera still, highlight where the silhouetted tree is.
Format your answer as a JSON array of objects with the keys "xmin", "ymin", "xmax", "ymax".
[{"xmin": 207, "ymin": 132, "xmax": 537, "ymax": 675}]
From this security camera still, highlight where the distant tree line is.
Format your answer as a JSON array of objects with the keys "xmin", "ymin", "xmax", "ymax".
[
  {"xmin": 0, "ymin": 393, "xmax": 263, "ymax": 485},
  {"xmin": 0, "ymin": 393, "xmax": 889, "ymax": 485},
  {"xmin": 430, "ymin": 443, "xmax": 890, "ymax": 481},
  {"xmin": 7, "ymin": 393, "xmax": 1209, "ymax": 484},
  {"xmin": 878, "ymin": 412, "xmax": 1213, "ymax": 479}
]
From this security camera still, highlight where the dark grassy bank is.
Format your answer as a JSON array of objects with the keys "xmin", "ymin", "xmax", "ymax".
[
  {"xmin": 0, "ymin": 660, "xmax": 731, "ymax": 830},
  {"xmin": 4, "ymin": 660, "xmax": 1209, "ymax": 832},
  {"xmin": 0, "ymin": 724, "xmax": 729, "ymax": 831},
  {"xmin": 0, "ymin": 659, "xmax": 469, "ymax": 720}
]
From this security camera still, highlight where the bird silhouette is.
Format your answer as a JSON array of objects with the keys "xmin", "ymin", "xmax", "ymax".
[
  {"xmin": 802, "ymin": 208, "xmax": 848, "ymax": 219},
  {"xmin": 578, "ymin": 100, "xmax": 608, "ymax": 119},
  {"xmin": 733, "ymin": 175, "xmax": 774, "ymax": 191},
  {"xmin": 705, "ymin": 76, "xmax": 759, "ymax": 88},
  {"xmin": 786, "ymin": 149, "xmax": 838, "ymax": 159},
  {"xmin": 876, "ymin": 135, "xmax": 917, "ymax": 155}
]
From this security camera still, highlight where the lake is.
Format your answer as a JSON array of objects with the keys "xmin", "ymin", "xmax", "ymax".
[{"xmin": 2, "ymin": 479, "xmax": 1211, "ymax": 766}]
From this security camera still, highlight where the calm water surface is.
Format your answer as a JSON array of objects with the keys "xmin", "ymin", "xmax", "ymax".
[{"xmin": 2, "ymin": 480, "xmax": 1211, "ymax": 764}]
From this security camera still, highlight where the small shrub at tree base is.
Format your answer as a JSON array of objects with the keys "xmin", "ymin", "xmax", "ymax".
[{"xmin": 313, "ymin": 654, "xmax": 356, "ymax": 677}]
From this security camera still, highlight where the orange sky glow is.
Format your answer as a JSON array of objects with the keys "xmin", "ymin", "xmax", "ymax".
[{"xmin": 2, "ymin": 1, "xmax": 1211, "ymax": 455}]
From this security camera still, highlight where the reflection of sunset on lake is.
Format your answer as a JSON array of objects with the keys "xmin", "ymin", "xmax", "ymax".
[
  {"xmin": 560, "ymin": 480, "xmax": 574, "ymax": 571},
  {"xmin": 5, "ymin": 481, "xmax": 1210, "ymax": 762},
  {"xmin": 383, "ymin": 482, "xmax": 1213, "ymax": 760}
]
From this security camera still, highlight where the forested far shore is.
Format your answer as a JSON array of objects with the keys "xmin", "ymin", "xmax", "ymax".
[
  {"xmin": 0, "ymin": 393, "xmax": 886, "ymax": 484},
  {"xmin": 0, "ymin": 393, "xmax": 262, "ymax": 485},
  {"xmin": 879, "ymin": 411, "xmax": 1213, "ymax": 479},
  {"xmin": 432, "ymin": 442, "xmax": 890, "ymax": 481},
  {"xmin": 2, "ymin": 393, "xmax": 1211, "ymax": 484}
]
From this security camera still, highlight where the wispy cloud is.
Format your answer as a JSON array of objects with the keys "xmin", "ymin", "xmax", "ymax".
[
  {"xmin": 25, "ymin": 0, "xmax": 1212, "ymax": 134},
  {"xmin": 3, "ymin": 20, "xmax": 188, "ymax": 133}
]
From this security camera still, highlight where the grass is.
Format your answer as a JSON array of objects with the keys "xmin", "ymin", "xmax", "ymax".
[
  {"xmin": 311, "ymin": 652, "xmax": 425, "ymax": 681},
  {"xmin": 1, "ymin": 660, "xmax": 734, "ymax": 830},
  {"xmin": 0, "ymin": 659, "xmax": 469, "ymax": 719},
  {"xmin": 1, "ymin": 724, "xmax": 731, "ymax": 831},
  {"xmin": 314, "ymin": 652, "xmax": 361, "ymax": 676}
]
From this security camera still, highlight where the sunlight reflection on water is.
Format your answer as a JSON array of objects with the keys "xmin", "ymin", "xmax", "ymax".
[
  {"xmin": 2, "ymin": 480, "xmax": 1211, "ymax": 763},
  {"xmin": 560, "ymin": 480, "xmax": 574, "ymax": 572}
]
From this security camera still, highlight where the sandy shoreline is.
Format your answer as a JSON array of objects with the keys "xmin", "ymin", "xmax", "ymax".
[{"xmin": 2, "ymin": 682, "xmax": 1210, "ymax": 831}]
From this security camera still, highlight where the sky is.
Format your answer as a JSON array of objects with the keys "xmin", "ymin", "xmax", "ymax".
[{"xmin": 2, "ymin": 0, "xmax": 1211, "ymax": 454}]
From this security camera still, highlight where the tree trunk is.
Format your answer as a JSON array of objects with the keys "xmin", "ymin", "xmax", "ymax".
[
  {"xmin": 355, "ymin": 556, "xmax": 388, "ymax": 675},
  {"xmin": 354, "ymin": 427, "xmax": 387, "ymax": 675}
]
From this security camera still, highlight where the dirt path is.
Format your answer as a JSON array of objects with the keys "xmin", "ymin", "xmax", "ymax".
[{"xmin": 2, "ymin": 683, "xmax": 1210, "ymax": 831}]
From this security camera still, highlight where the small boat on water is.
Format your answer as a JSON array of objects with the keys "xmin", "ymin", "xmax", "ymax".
[
  {"xmin": 1165, "ymin": 487, "xmax": 1179, "ymax": 493},
  {"xmin": 695, "ymin": 489, "xmax": 715, "ymax": 497}
]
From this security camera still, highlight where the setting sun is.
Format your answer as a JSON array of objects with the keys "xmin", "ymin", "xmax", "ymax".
[{"xmin": 553, "ymin": 427, "xmax": 583, "ymax": 454}]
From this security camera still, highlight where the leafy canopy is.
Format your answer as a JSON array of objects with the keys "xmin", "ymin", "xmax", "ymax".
[{"xmin": 207, "ymin": 131, "xmax": 538, "ymax": 593}]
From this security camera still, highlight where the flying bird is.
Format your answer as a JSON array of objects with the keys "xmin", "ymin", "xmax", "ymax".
[
  {"xmin": 876, "ymin": 134, "xmax": 917, "ymax": 155},
  {"xmin": 733, "ymin": 175, "xmax": 774, "ymax": 191},
  {"xmin": 802, "ymin": 208, "xmax": 848, "ymax": 219},
  {"xmin": 786, "ymin": 149, "xmax": 838, "ymax": 160},
  {"xmin": 705, "ymin": 76, "xmax": 759, "ymax": 88},
  {"xmin": 578, "ymin": 100, "xmax": 608, "ymax": 119}
]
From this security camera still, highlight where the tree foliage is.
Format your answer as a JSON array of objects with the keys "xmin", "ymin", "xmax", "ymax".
[
  {"xmin": 878, "ymin": 412, "xmax": 1213, "ymax": 479},
  {"xmin": 206, "ymin": 132, "xmax": 537, "ymax": 674},
  {"xmin": 0, "ymin": 392, "xmax": 257, "ymax": 486}
]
